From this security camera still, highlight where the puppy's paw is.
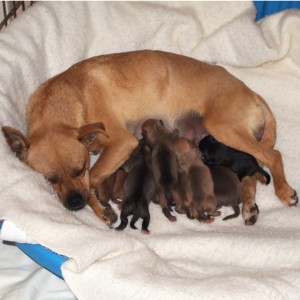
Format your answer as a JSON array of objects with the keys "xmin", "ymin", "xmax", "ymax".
[
  {"xmin": 243, "ymin": 203, "xmax": 259, "ymax": 226},
  {"xmin": 168, "ymin": 215, "xmax": 177, "ymax": 222},
  {"xmin": 198, "ymin": 216, "xmax": 215, "ymax": 223}
]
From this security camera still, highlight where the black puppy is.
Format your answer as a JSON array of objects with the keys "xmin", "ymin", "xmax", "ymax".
[
  {"xmin": 115, "ymin": 139, "xmax": 156, "ymax": 234},
  {"xmin": 199, "ymin": 135, "xmax": 271, "ymax": 184}
]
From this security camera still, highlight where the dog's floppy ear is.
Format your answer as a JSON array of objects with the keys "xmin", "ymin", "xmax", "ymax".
[
  {"xmin": 2, "ymin": 126, "xmax": 30, "ymax": 160},
  {"xmin": 78, "ymin": 122, "xmax": 109, "ymax": 148}
]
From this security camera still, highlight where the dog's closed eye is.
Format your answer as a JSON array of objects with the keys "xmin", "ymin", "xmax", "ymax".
[
  {"xmin": 47, "ymin": 175, "xmax": 60, "ymax": 185},
  {"xmin": 73, "ymin": 167, "xmax": 85, "ymax": 177}
]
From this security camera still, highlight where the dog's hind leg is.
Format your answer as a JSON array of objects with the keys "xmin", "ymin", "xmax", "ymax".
[
  {"xmin": 207, "ymin": 127, "xmax": 297, "ymax": 222},
  {"xmin": 141, "ymin": 210, "xmax": 151, "ymax": 234},
  {"xmin": 204, "ymin": 91, "xmax": 297, "ymax": 224},
  {"xmin": 130, "ymin": 210, "xmax": 139, "ymax": 230},
  {"xmin": 158, "ymin": 192, "xmax": 177, "ymax": 222},
  {"xmin": 115, "ymin": 210, "xmax": 131, "ymax": 231}
]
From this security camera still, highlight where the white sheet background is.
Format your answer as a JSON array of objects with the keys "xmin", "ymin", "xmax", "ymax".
[{"xmin": 0, "ymin": 2, "xmax": 300, "ymax": 300}]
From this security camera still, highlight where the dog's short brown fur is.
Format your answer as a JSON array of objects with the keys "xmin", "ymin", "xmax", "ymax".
[
  {"xmin": 2, "ymin": 50, "xmax": 297, "ymax": 226},
  {"xmin": 175, "ymin": 137, "xmax": 220, "ymax": 222},
  {"xmin": 209, "ymin": 166, "xmax": 242, "ymax": 220}
]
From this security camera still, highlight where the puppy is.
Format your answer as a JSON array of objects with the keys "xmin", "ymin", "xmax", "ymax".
[
  {"xmin": 142, "ymin": 119, "xmax": 187, "ymax": 222},
  {"xmin": 115, "ymin": 139, "xmax": 155, "ymax": 234},
  {"xmin": 175, "ymin": 137, "xmax": 220, "ymax": 222},
  {"xmin": 2, "ymin": 50, "xmax": 297, "ymax": 226},
  {"xmin": 209, "ymin": 166, "xmax": 242, "ymax": 220},
  {"xmin": 199, "ymin": 135, "xmax": 271, "ymax": 183},
  {"xmin": 97, "ymin": 168, "xmax": 127, "ymax": 204}
]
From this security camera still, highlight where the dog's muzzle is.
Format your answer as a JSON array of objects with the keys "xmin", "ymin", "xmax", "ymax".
[{"xmin": 65, "ymin": 193, "xmax": 87, "ymax": 211}]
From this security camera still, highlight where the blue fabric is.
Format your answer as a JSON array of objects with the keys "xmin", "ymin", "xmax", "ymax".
[
  {"xmin": 16, "ymin": 243, "xmax": 68, "ymax": 279},
  {"xmin": 254, "ymin": 1, "xmax": 300, "ymax": 20}
]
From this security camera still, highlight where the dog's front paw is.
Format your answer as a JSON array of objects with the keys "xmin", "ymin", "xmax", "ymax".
[
  {"xmin": 90, "ymin": 194, "xmax": 118, "ymax": 228},
  {"xmin": 243, "ymin": 203, "xmax": 259, "ymax": 226},
  {"xmin": 101, "ymin": 202, "xmax": 118, "ymax": 228}
]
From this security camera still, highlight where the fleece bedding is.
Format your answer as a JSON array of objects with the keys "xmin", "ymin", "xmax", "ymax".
[{"xmin": 0, "ymin": 2, "xmax": 300, "ymax": 299}]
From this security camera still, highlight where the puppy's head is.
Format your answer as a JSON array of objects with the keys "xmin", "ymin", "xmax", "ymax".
[
  {"xmin": 175, "ymin": 137, "xmax": 193, "ymax": 155},
  {"xmin": 141, "ymin": 119, "xmax": 165, "ymax": 143},
  {"xmin": 198, "ymin": 135, "xmax": 223, "ymax": 165},
  {"xmin": 2, "ymin": 122, "xmax": 109, "ymax": 211}
]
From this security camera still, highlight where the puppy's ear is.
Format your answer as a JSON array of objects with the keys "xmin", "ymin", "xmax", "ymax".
[
  {"xmin": 78, "ymin": 122, "xmax": 109, "ymax": 148},
  {"xmin": 2, "ymin": 126, "xmax": 29, "ymax": 160}
]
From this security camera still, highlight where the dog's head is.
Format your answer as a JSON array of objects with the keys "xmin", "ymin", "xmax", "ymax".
[{"xmin": 2, "ymin": 122, "xmax": 109, "ymax": 211}]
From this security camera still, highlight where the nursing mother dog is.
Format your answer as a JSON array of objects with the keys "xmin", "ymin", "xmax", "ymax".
[{"xmin": 2, "ymin": 50, "xmax": 298, "ymax": 227}]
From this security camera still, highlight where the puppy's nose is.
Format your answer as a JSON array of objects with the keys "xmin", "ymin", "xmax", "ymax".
[{"xmin": 66, "ymin": 193, "xmax": 86, "ymax": 211}]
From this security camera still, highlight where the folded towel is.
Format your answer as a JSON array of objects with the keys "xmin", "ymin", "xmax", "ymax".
[{"xmin": 0, "ymin": 220, "xmax": 37, "ymax": 244}]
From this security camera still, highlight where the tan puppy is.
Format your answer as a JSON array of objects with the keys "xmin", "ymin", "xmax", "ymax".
[
  {"xmin": 2, "ymin": 50, "xmax": 297, "ymax": 226},
  {"xmin": 175, "ymin": 137, "xmax": 220, "ymax": 222}
]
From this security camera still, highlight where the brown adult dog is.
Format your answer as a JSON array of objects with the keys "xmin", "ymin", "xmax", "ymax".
[
  {"xmin": 175, "ymin": 137, "xmax": 220, "ymax": 222},
  {"xmin": 2, "ymin": 50, "xmax": 297, "ymax": 226}
]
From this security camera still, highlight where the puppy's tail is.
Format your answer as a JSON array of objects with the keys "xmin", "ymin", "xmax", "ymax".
[
  {"xmin": 258, "ymin": 168, "xmax": 271, "ymax": 185},
  {"xmin": 223, "ymin": 203, "xmax": 240, "ymax": 221}
]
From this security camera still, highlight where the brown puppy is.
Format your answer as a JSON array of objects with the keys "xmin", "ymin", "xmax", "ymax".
[
  {"xmin": 141, "ymin": 119, "xmax": 182, "ymax": 222},
  {"xmin": 97, "ymin": 168, "xmax": 127, "ymax": 204},
  {"xmin": 209, "ymin": 166, "xmax": 242, "ymax": 220},
  {"xmin": 116, "ymin": 139, "xmax": 155, "ymax": 234},
  {"xmin": 175, "ymin": 137, "xmax": 220, "ymax": 222},
  {"xmin": 2, "ymin": 50, "xmax": 297, "ymax": 226}
]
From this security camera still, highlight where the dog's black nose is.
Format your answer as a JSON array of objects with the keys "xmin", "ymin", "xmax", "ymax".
[{"xmin": 66, "ymin": 194, "xmax": 86, "ymax": 211}]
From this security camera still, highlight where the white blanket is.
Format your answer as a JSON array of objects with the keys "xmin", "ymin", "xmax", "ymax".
[{"xmin": 0, "ymin": 2, "xmax": 300, "ymax": 299}]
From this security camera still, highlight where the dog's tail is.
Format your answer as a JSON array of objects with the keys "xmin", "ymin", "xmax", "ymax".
[
  {"xmin": 258, "ymin": 168, "xmax": 271, "ymax": 185},
  {"xmin": 223, "ymin": 203, "xmax": 240, "ymax": 221},
  {"xmin": 255, "ymin": 94, "xmax": 276, "ymax": 148}
]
